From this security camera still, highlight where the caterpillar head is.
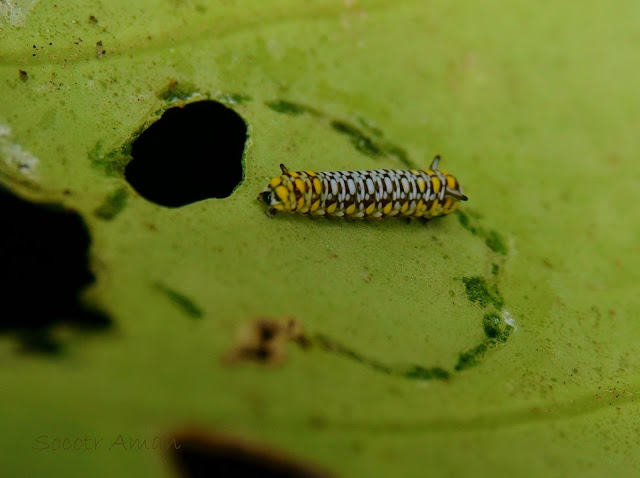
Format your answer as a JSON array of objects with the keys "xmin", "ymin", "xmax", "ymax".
[
  {"xmin": 259, "ymin": 163, "xmax": 295, "ymax": 217},
  {"xmin": 259, "ymin": 189, "xmax": 276, "ymax": 207},
  {"xmin": 259, "ymin": 178, "xmax": 291, "ymax": 217}
]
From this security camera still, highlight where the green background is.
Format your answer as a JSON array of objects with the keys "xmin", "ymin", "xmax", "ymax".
[{"xmin": 1, "ymin": 1, "xmax": 639, "ymax": 476}]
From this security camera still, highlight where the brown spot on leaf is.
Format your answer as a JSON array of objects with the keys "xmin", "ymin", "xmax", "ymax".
[
  {"xmin": 607, "ymin": 153, "xmax": 620, "ymax": 166},
  {"xmin": 168, "ymin": 428, "xmax": 334, "ymax": 478},
  {"xmin": 224, "ymin": 317, "xmax": 311, "ymax": 366},
  {"xmin": 96, "ymin": 41, "xmax": 105, "ymax": 58}
]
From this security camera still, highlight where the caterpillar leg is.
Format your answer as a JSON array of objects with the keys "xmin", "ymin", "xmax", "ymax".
[{"xmin": 265, "ymin": 208, "xmax": 277, "ymax": 218}]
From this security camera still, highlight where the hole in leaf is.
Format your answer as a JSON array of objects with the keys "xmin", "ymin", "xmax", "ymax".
[
  {"xmin": 169, "ymin": 429, "xmax": 334, "ymax": 478},
  {"xmin": 125, "ymin": 100, "xmax": 247, "ymax": 208},
  {"xmin": 0, "ymin": 186, "xmax": 110, "ymax": 353}
]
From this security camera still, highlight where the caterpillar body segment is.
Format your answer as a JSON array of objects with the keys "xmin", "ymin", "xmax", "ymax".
[{"xmin": 259, "ymin": 156, "xmax": 467, "ymax": 220}]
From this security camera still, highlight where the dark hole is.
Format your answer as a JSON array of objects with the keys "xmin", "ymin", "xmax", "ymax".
[
  {"xmin": 170, "ymin": 431, "xmax": 333, "ymax": 478},
  {"xmin": 0, "ymin": 186, "xmax": 110, "ymax": 353},
  {"xmin": 125, "ymin": 100, "xmax": 247, "ymax": 208}
]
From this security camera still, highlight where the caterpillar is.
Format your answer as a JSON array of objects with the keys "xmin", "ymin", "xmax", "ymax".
[{"xmin": 259, "ymin": 156, "xmax": 467, "ymax": 219}]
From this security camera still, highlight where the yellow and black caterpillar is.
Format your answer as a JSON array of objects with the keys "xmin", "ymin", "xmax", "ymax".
[{"xmin": 259, "ymin": 156, "xmax": 467, "ymax": 219}]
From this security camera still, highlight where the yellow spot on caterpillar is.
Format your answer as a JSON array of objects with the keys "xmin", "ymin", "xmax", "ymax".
[
  {"xmin": 383, "ymin": 202, "xmax": 393, "ymax": 214},
  {"xmin": 295, "ymin": 178, "xmax": 306, "ymax": 192},
  {"xmin": 417, "ymin": 178, "xmax": 426, "ymax": 193},
  {"xmin": 327, "ymin": 203, "xmax": 337, "ymax": 214},
  {"xmin": 275, "ymin": 185, "xmax": 289, "ymax": 201},
  {"xmin": 297, "ymin": 196, "xmax": 305, "ymax": 209},
  {"xmin": 346, "ymin": 204, "xmax": 356, "ymax": 215},
  {"xmin": 365, "ymin": 203, "xmax": 376, "ymax": 215},
  {"xmin": 288, "ymin": 171, "xmax": 299, "ymax": 178},
  {"xmin": 306, "ymin": 170, "xmax": 317, "ymax": 177},
  {"xmin": 400, "ymin": 201, "xmax": 409, "ymax": 213},
  {"xmin": 430, "ymin": 200, "xmax": 440, "ymax": 212},
  {"xmin": 313, "ymin": 178, "xmax": 322, "ymax": 194},
  {"xmin": 311, "ymin": 199, "xmax": 321, "ymax": 212},
  {"xmin": 446, "ymin": 175, "xmax": 456, "ymax": 188},
  {"xmin": 431, "ymin": 177, "xmax": 441, "ymax": 194},
  {"xmin": 270, "ymin": 177, "xmax": 282, "ymax": 187},
  {"xmin": 286, "ymin": 181, "xmax": 294, "ymax": 191}
]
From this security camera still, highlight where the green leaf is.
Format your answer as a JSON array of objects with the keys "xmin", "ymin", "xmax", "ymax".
[{"xmin": 2, "ymin": 1, "xmax": 640, "ymax": 476}]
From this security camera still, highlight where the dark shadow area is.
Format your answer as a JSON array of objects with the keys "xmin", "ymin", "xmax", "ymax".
[
  {"xmin": 265, "ymin": 100, "xmax": 322, "ymax": 117},
  {"xmin": 125, "ymin": 101, "xmax": 247, "ymax": 208},
  {"xmin": 169, "ymin": 430, "xmax": 333, "ymax": 478},
  {"xmin": 330, "ymin": 120, "xmax": 384, "ymax": 158},
  {"xmin": 0, "ymin": 186, "xmax": 110, "ymax": 353},
  {"xmin": 155, "ymin": 282, "xmax": 204, "ymax": 320}
]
